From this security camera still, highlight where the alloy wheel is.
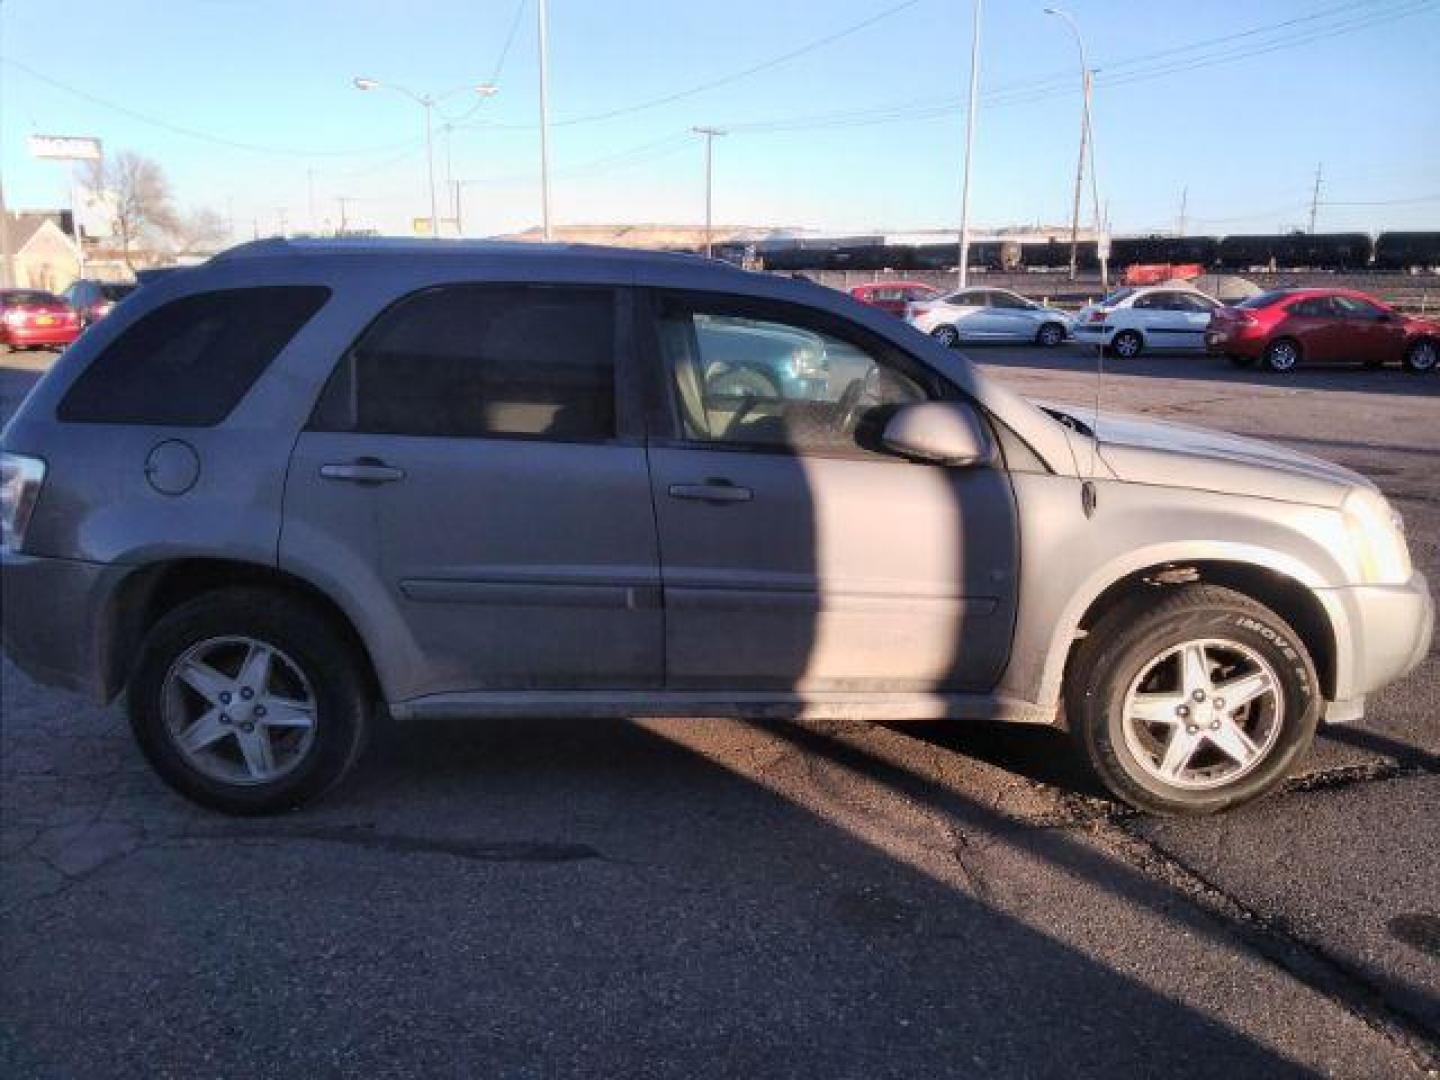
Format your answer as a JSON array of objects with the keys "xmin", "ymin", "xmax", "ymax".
[
  {"xmin": 1121, "ymin": 638, "xmax": 1284, "ymax": 791},
  {"xmin": 161, "ymin": 636, "xmax": 318, "ymax": 785}
]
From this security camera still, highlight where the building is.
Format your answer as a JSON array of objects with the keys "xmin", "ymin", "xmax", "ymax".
[{"xmin": 2, "ymin": 211, "xmax": 82, "ymax": 293}]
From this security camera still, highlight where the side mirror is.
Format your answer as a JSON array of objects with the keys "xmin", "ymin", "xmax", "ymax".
[{"xmin": 882, "ymin": 401, "xmax": 994, "ymax": 467}]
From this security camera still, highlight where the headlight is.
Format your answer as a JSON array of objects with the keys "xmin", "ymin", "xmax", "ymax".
[
  {"xmin": 1341, "ymin": 486, "xmax": 1411, "ymax": 585},
  {"xmin": 0, "ymin": 452, "xmax": 46, "ymax": 552}
]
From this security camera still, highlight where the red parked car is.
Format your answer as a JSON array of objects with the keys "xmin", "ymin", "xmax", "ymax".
[
  {"xmin": 0, "ymin": 289, "xmax": 81, "ymax": 353},
  {"xmin": 1207, "ymin": 287, "xmax": 1439, "ymax": 374},
  {"xmin": 849, "ymin": 281, "xmax": 940, "ymax": 317}
]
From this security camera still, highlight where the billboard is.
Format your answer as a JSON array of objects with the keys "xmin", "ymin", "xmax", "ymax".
[{"xmin": 27, "ymin": 135, "xmax": 102, "ymax": 162}]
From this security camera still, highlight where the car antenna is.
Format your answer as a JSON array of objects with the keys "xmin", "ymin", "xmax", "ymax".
[{"xmin": 1083, "ymin": 303, "xmax": 1103, "ymax": 518}]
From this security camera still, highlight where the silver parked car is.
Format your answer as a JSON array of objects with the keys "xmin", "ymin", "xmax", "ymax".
[
  {"xmin": 906, "ymin": 287, "xmax": 1072, "ymax": 347},
  {"xmin": 1, "ymin": 239, "xmax": 1431, "ymax": 815}
]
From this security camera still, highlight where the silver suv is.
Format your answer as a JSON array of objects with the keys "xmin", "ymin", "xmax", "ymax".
[{"xmin": 1, "ymin": 240, "xmax": 1431, "ymax": 815}]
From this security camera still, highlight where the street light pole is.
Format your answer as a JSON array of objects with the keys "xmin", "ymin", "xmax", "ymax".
[
  {"xmin": 1046, "ymin": 7, "xmax": 1106, "ymax": 288},
  {"xmin": 537, "ymin": 0, "xmax": 553, "ymax": 240},
  {"xmin": 693, "ymin": 127, "xmax": 725, "ymax": 258},
  {"xmin": 956, "ymin": 0, "xmax": 983, "ymax": 289},
  {"xmin": 353, "ymin": 77, "xmax": 497, "ymax": 240}
]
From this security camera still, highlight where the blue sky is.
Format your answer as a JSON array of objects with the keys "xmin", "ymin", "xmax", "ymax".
[{"xmin": 1, "ymin": 0, "xmax": 1437, "ymax": 239}]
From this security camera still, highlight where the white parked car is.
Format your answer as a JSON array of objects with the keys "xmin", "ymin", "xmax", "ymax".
[
  {"xmin": 1072, "ymin": 286, "xmax": 1223, "ymax": 358},
  {"xmin": 906, "ymin": 287, "xmax": 1072, "ymax": 347}
]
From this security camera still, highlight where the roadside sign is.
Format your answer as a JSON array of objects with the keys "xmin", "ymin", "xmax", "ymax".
[{"xmin": 27, "ymin": 135, "xmax": 102, "ymax": 162}]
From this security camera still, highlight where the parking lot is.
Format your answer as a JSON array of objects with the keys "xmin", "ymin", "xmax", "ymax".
[{"xmin": 2, "ymin": 343, "xmax": 1436, "ymax": 1077}]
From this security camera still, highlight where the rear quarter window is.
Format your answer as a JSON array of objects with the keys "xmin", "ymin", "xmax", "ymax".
[{"xmin": 57, "ymin": 286, "xmax": 330, "ymax": 426}]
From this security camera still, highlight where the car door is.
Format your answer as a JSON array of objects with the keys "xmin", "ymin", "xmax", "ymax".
[
  {"xmin": 1170, "ymin": 291, "xmax": 1220, "ymax": 350},
  {"xmin": 1332, "ymin": 295, "xmax": 1406, "ymax": 364},
  {"xmin": 1131, "ymin": 292, "xmax": 1191, "ymax": 349},
  {"xmin": 984, "ymin": 290, "xmax": 1040, "ymax": 341},
  {"xmin": 1279, "ymin": 297, "xmax": 1344, "ymax": 362},
  {"xmin": 641, "ymin": 289, "xmax": 1018, "ymax": 693},
  {"xmin": 946, "ymin": 290, "xmax": 997, "ymax": 339},
  {"xmin": 282, "ymin": 283, "xmax": 663, "ymax": 700}
]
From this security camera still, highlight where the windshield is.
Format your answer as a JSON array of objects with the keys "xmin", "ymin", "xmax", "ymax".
[
  {"xmin": 99, "ymin": 284, "xmax": 137, "ymax": 301},
  {"xmin": 1099, "ymin": 288, "xmax": 1135, "ymax": 306}
]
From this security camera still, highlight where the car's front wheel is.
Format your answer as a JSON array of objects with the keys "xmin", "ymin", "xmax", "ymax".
[
  {"xmin": 931, "ymin": 325, "xmax": 960, "ymax": 348},
  {"xmin": 128, "ymin": 588, "xmax": 372, "ymax": 815},
  {"xmin": 1066, "ymin": 585, "xmax": 1319, "ymax": 815}
]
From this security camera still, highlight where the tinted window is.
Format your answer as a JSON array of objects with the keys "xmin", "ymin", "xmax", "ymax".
[
  {"xmin": 656, "ymin": 295, "xmax": 929, "ymax": 457},
  {"xmin": 1332, "ymin": 295, "xmax": 1386, "ymax": 319},
  {"xmin": 988, "ymin": 291, "xmax": 1031, "ymax": 310},
  {"xmin": 311, "ymin": 285, "xmax": 616, "ymax": 441},
  {"xmin": 944, "ymin": 290, "xmax": 988, "ymax": 306},
  {"xmin": 58, "ymin": 286, "xmax": 330, "ymax": 426},
  {"xmin": 1287, "ymin": 297, "xmax": 1336, "ymax": 318},
  {"xmin": 100, "ymin": 284, "xmax": 137, "ymax": 301},
  {"xmin": 1171, "ymin": 292, "xmax": 1217, "ymax": 313},
  {"xmin": 1101, "ymin": 287, "xmax": 1135, "ymax": 306}
]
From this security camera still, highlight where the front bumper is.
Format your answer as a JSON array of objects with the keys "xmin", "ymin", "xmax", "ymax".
[
  {"xmin": 1072, "ymin": 324, "xmax": 1112, "ymax": 343},
  {"xmin": 1, "ymin": 548, "xmax": 120, "ymax": 700},
  {"xmin": 1318, "ymin": 570, "xmax": 1434, "ymax": 708}
]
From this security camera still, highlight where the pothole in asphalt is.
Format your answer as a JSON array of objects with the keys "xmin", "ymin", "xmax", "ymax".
[{"xmin": 1386, "ymin": 912, "xmax": 1440, "ymax": 957}]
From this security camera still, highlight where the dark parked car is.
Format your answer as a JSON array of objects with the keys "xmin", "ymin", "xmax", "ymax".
[{"xmin": 62, "ymin": 279, "xmax": 138, "ymax": 327}]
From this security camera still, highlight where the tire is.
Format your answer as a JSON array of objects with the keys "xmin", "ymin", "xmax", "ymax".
[
  {"xmin": 1226, "ymin": 354, "xmax": 1256, "ymax": 368},
  {"xmin": 1263, "ymin": 338, "xmax": 1301, "ymax": 373},
  {"xmin": 128, "ymin": 587, "xmax": 373, "ymax": 815},
  {"xmin": 1066, "ymin": 584, "xmax": 1320, "ymax": 815},
  {"xmin": 1110, "ymin": 330, "xmax": 1143, "ymax": 359},
  {"xmin": 1036, "ymin": 322, "xmax": 1066, "ymax": 347},
  {"xmin": 1403, "ymin": 338, "xmax": 1438, "ymax": 374},
  {"xmin": 931, "ymin": 325, "xmax": 960, "ymax": 348}
]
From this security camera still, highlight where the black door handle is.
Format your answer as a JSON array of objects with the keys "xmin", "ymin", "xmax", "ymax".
[{"xmin": 668, "ymin": 479, "xmax": 753, "ymax": 505}]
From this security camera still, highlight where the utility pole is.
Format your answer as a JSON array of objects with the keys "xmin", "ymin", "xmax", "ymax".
[
  {"xmin": 336, "ymin": 196, "xmax": 354, "ymax": 235},
  {"xmin": 1177, "ymin": 186, "xmax": 1187, "ymax": 238},
  {"xmin": 307, "ymin": 168, "xmax": 317, "ymax": 234},
  {"xmin": 1308, "ymin": 163, "xmax": 1323, "ymax": 234},
  {"xmin": 956, "ymin": 0, "xmax": 982, "ymax": 289},
  {"xmin": 537, "ymin": 0, "xmax": 553, "ymax": 240},
  {"xmin": 693, "ymin": 127, "xmax": 725, "ymax": 258},
  {"xmin": 1065, "ymin": 73, "xmax": 1089, "ymax": 280},
  {"xmin": 0, "ymin": 177, "xmax": 15, "ymax": 288}
]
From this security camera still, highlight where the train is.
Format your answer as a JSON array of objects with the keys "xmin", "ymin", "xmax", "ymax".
[{"xmin": 714, "ymin": 231, "xmax": 1440, "ymax": 274}]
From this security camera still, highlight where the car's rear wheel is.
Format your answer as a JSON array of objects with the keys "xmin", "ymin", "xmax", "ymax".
[
  {"xmin": 1036, "ymin": 322, "xmax": 1066, "ymax": 347},
  {"xmin": 1403, "ymin": 339, "xmax": 1438, "ymax": 374},
  {"xmin": 1263, "ymin": 338, "xmax": 1301, "ymax": 373},
  {"xmin": 1066, "ymin": 585, "xmax": 1319, "ymax": 815},
  {"xmin": 128, "ymin": 588, "xmax": 372, "ymax": 815},
  {"xmin": 1110, "ymin": 330, "xmax": 1143, "ymax": 359},
  {"xmin": 931, "ymin": 325, "xmax": 960, "ymax": 348},
  {"xmin": 1226, "ymin": 354, "xmax": 1256, "ymax": 368}
]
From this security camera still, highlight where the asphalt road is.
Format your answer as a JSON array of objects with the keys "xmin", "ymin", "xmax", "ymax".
[{"xmin": 2, "ymin": 343, "xmax": 1436, "ymax": 1078}]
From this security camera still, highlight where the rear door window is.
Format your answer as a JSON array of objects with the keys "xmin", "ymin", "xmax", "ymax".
[
  {"xmin": 57, "ymin": 286, "xmax": 330, "ymax": 425},
  {"xmin": 310, "ymin": 284, "xmax": 617, "ymax": 441}
]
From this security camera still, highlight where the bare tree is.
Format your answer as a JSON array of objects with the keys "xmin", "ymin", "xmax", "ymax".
[
  {"xmin": 81, "ymin": 151, "xmax": 178, "ymax": 269},
  {"xmin": 168, "ymin": 207, "xmax": 230, "ymax": 257}
]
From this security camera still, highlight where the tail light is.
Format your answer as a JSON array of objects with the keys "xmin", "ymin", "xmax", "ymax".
[
  {"xmin": 1, "ymin": 452, "xmax": 46, "ymax": 552},
  {"xmin": 1088, "ymin": 309, "xmax": 1107, "ymax": 323}
]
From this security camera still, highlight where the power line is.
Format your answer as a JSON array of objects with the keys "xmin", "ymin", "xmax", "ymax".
[{"xmin": 0, "ymin": 55, "xmax": 419, "ymax": 158}]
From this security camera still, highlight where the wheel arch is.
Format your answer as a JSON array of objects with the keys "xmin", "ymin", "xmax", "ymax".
[
  {"xmin": 1062, "ymin": 560, "xmax": 1339, "ymax": 708},
  {"xmin": 101, "ymin": 557, "xmax": 382, "ymax": 704}
]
